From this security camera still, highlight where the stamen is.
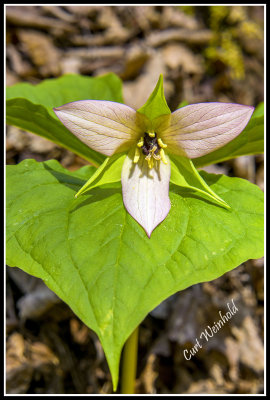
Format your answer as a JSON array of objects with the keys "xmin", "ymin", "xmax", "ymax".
[
  {"xmin": 153, "ymin": 153, "xmax": 161, "ymax": 160},
  {"xmin": 146, "ymin": 157, "xmax": 154, "ymax": 169},
  {"xmin": 157, "ymin": 138, "xmax": 167, "ymax": 148},
  {"xmin": 151, "ymin": 145, "xmax": 157, "ymax": 154},
  {"xmin": 159, "ymin": 148, "xmax": 168, "ymax": 165},
  {"xmin": 134, "ymin": 132, "xmax": 168, "ymax": 167},
  {"xmin": 137, "ymin": 137, "xmax": 144, "ymax": 147},
  {"xmin": 133, "ymin": 147, "xmax": 141, "ymax": 163}
]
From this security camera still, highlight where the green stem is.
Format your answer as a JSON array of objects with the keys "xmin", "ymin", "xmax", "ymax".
[{"xmin": 120, "ymin": 326, "xmax": 139, "ymax": 394}]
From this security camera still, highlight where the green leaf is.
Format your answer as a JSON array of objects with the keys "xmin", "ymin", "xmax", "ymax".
[
  {"xmin": 137, "ymin": 74, "xmax": 171, "ymax": 122},
  {"xmin": 75, "ymin": 153, "xmax": 126, "ymax": 197},
  {"xmin": 6, "ymin": 160, "xmax": 264, "ymax": 390},
  {"xmin": 6, "ymin": 73, "xmax": 124, "ymax": 118},
  {"xmin": 177, "ymin": 100, "xmax": 189, "ymax": 108},
  {"xmin": 170, "ymin": 155, "xmax": 230, "ymax": 209},
  {"xmin": 6, "ymin": 74, "xmax": 124, "ymax": 166},
  {"xmin": 6, "ymin": 98, "xmax": 106, "ymax": 167},
  {"xmin": 252, "ymin": 101, "xmax": 264, "ymax": 117},
  {"xmin": 193, "ymin": 102, "xmax": 264, "ymax": 167}
]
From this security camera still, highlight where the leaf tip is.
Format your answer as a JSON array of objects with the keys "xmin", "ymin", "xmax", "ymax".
[
  {"xmin": 157, "ymin": 73, "xmax": 164, "ymax": 84},
  {"xmin": 223, "ymin": 203, "xmax": 231, "ymax": 211},
  {"xmin": 112, "ymin": 381, "xmax": 118, "ymax": 392}
]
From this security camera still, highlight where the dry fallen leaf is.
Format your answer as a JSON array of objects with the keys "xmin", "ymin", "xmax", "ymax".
[
  {"xmin": 161, "ymin": 43, "xmax": 204, "ymax": 74},
  {"xmin": 6, "ymin": 332, "xmax": 59, "ymax": 394},
  {"xmin": 17, "ymin": 30, "xmax": 61, "ymax": 77},
  {"xmin": 231, "ymin": 315, "xmax": 264, "ymax": 374}
]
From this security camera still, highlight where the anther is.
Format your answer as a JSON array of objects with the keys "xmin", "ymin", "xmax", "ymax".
[
  {"xmin": 159, "ymin": 149, "xmax": 168, "ymax": 165},
  {"xmin": 146, "ymin": 157, "xmax": 154, "ymax": 169},
  {"xmin": 137, "ymin": 137, "xmax": 144, "ymax": 147},
  {"xmin": 133, "ymin": 147, "xmax": 141, "ymax": 163},
  {"xmin": 157, "ymin": 138, "xmax": 167, "ymax": 148},
  {"xmin": 148, "ymin": 132, "xmax": 156, "ymax": 138}
]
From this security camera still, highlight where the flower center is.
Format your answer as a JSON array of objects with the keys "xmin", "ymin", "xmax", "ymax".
[{"xmin": 133, "ymin": 132, "xmax": 167, "ymax": 168}]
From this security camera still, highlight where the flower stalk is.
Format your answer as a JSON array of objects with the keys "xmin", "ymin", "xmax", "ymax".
[{"xmin": 120, "ymin": 326, "xmax": 139, "ymax": 394}]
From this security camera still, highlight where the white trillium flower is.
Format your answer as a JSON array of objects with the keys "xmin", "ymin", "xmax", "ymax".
[{"xmin": 54, "ymin": 98, "xmax": 254, "ymax": 237}]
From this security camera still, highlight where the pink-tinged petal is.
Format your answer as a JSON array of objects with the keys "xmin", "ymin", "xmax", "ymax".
[
  {"xmin": 121, "ymin": 150, "xmax": 171, "ymax": 238},
  {"xmin": 161, "ymin": 103, "xmax": 254, "ymax": 158},
  {"xmin": 54, "ymin": 100, "xmax": 142, "ymax": 156}
]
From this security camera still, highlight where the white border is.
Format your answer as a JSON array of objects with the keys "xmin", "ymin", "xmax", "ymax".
[{"xmin": 4, "ymin": 3, "xmax": 266, "ymax": 396}]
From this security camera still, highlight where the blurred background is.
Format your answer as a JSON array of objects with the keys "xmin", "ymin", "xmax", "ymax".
[{"xmin": 6, "ymin": 5, "xmax": 264, "ymax": 394}]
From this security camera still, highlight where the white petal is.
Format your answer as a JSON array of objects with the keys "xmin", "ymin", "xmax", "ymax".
[
  {"xmin": 54, "ymin": 100, "xmax": 142, "ymax": 156},
  {"xmin": 121, "ymin": 150, "xmax": 171, "ymax": 237},
  {"xmin": 161, "ymin": 103, "xmax": 254, "ymax": 158}
]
